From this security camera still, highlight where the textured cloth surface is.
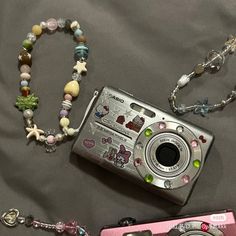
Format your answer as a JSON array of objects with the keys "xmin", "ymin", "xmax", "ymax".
[{"xmin": 0, "ymin": 0, "xmax": 236, "ymax": 235}]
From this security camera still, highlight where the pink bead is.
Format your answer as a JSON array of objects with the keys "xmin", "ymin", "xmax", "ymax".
[
  {"xmin": 56, "ymin": 222, "xmax": 66, "ymax": 233},
  {"xmin": 20, "ymin": 64, "xmax": 31, "ymax": 73},
  {"xmin": 65, "ymin": 221, "xmax": 78, "ymax": 235},
  {"xmin": 46, "ymin": 135, "xmax": 56, "ymax": 144},
  {"xmin": 64, "ymin": 94, "xmax": 73, "ymax": 101},
  {"xmin": 182, "ymin": 175, "xmax": 190, "ymax": 184},
  {"xmin": 46, "ymin": 18, "xmax": 58, "ymax": 31}
]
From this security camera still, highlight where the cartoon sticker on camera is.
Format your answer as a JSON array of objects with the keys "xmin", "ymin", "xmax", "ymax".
[
  {"xmin": 95, "ymin": 104, "xmax": 109, "ymax": 118},
  {"xmin": 103, "ymin": 145, "xmax": 131, "ymax": 168},
  {"xmin": 114, "ymin": 145, "xmax": 131, "ymax": 168},
  {"xmin": 103, "ymin": 147, "xmax": 117, "ymax": 161},
  {"xmin": 125, "ymin": 115, "xmax": 145, "ymax": 133}
]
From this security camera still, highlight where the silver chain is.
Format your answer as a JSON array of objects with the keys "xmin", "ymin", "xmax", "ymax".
[{"xmin": 169, "ymin": 35, "xmax": 236, "ymax": 116}]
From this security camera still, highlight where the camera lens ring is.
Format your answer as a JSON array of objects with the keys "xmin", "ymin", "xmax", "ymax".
[
  {"xmin": 167, "ymin": 221, "xmax": 223, "ymax": 236},
  {"xmin": 145, "ymin": 133, "xmax": 191, "ymax": 178},
  {"xmin": 134, "ymin": 121, "xmax": 203, "ymax": 189}
]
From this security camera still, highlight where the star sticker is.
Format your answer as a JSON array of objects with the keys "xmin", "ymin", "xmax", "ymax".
[
  {"xmin": 73, "ymin": 61, "xmax": 87, "ymax": 74},
  {"xmin": 124, "ymin": 110, "xmax": 132, "ymax": 118},
  {"xmin": 26, "ymin": 124, "xmax": 44, "ymax": 140},
  {"xmin": 18, "ymin": 55, "xmax": 22, "ymax": 60}
]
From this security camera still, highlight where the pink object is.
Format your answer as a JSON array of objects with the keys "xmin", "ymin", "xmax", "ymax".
[
  {"xmin": 191, "ymin": 140, "xmax": 198, "ymax": 148},
  {"xmin": 46, "ymin": 18, "xmax": 58, "ymax": 31},
  {"xmin": 83, "ymin": 139, "xmax": 95, "ymax": 149},
  {"xmin": 55, "ymin": 222, "xmax": 66, "ymax": 233},
  {"xmin": 100, "ymin": 210, "xmax": 236, "ymax": 236},
  {"xmin": 65, "ymin": 221, "xmax": 78, "ymax": 235},
  {"xmin": 158, "ymin": 122, "xmax": 166, "ymax": 129},
  {"xmin": 64, "ymin": 94, "xmax": 73, "ymax": 101},
  {"xmin": 182, "ymin": 174, "xmax": 190, "ymax": 184},
  {"xmin": 134, "ymin": 158, "xmax": 142, "ymax": 167},
  {"xmin": 46, "ymin": 135, "xmax": 56, "ymax": 144},
  {"xmin": 201, "ymin": 222, "xmax": 209, "ymax": 232}
]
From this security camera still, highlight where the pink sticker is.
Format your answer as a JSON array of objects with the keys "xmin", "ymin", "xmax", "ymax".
[{"xmin": 83, "ymin": 139, "xmax": 96, "ymax": 149}]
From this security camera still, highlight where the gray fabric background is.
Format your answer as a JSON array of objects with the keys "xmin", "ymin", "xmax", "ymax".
[{"xmin": 0, "ymin": 0, "xmax": 235, "ymax": 235}]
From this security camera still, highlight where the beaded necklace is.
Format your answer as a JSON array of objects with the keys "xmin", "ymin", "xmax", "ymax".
[
  {"xmin": 1, "ymin": 208, "xmax": 89, "ymax": 235},
  {"xmin": 169, "ymin": 35, "xmax": 236, "ymax": 116},
  {"xmin": 16, "ymin": 18, "xmax": 89, "ymax": 152}
]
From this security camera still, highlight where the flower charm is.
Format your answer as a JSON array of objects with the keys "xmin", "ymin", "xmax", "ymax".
[
  {"xmin": 16, "ymin": 94, "xmax": 39, "ymax": 111},
  {"xmin": 26, "ymin": 124, "xmax": 44, "ymax": 140},
  {"xmin": 193, "ymin": 98, "xmax": 210, "ymax": 117}
]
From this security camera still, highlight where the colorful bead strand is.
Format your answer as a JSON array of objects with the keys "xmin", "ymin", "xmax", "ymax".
[
  {"xmin": 1, "ymin": 208, "xmax": 89, "ymax": 236},
  {"xmin": 169, "ymin": 35, "xmax": 236, "ymax": 116},
  {"xmin": 15, "ymin": 18, "xmax": 89, "ymax": 152}
]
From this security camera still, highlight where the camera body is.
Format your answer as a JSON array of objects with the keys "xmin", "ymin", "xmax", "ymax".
[
  {"xmin": 73, "ymin": 87, "xmax": 214, "ymax": 205},
  {"xmin": 100, "ymin": 210, "xmax": 236, "ymax": 235}
]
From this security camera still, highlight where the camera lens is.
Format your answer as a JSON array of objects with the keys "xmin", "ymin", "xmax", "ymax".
[
  {"xmin": 155, "ymin": 143, "xmax": 180, "ymax": 167},
  {"xmin": 145, "ymin": 133, "xmax": 190, "ymax": 178}
]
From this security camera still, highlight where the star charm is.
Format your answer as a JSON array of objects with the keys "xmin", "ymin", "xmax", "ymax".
[
  {"xmin": 26, "ymin": 124, "xmax": 44, "ymax": 140},
  {"xmin": 124, "ymin": 110, "xmax": 132, "ymax": 118},
  {"xmin": 73, "ymin": 61, "xmax": 87, "ymax": 74}
]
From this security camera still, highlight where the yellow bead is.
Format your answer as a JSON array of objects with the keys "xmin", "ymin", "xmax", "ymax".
[
  {"xmin": 60, "ymin": 117, "xmax": 70, "ymax": 127},
  {"xmin": 32, "ymin": 25, "xmax": 42, "ymax": 36},
  {"xmin": 64, "ymin": 81, "xmax": 80, "ymax": 97}
]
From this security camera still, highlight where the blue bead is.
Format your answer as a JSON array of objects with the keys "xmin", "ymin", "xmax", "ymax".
[
  {"xmin": 75, "ymin": 43, "xmax": 89, "ymax": 52},
  {"xmin": 74, "ymin": 43, "xmax": 89, "ymax": 60},
  {"xmin": 20, "ymin": 80, "xmax": 28, "ymax": 87},
  {"xmin": 74, "ymin": 28, "xmax": 83, "ymax": 37}
]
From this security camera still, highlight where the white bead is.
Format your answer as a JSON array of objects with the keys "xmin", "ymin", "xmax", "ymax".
[
  {"xmin": 62, "ymin": 100, "xmax": 72, "ymax": 110},
  {"xmin": 70, "ymin": 21, "xmax": 80, "ymax": 31},
  {"xmin": 40, "ymin": 21, "xmax": 47, "ymax": 29},
  {"xmin": 55, "ymin": 133, "xmax": 64, "ymax": 141},
  {"xmin": 20, "ymin": 73, "xmax": 31, "ymax": 80},
  {"xmin": 67, "ymin": 128, "xmax": 76, "ymax": 136},
  {"xmin": 177, "ymin": 74, "xmax": 190, "ymax": 88}
]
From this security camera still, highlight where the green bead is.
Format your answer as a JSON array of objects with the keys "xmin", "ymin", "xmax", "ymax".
[
  {"xmin": 22, "ymin": 39, "xmax": 33, "ymax": 50},
  {"xmin": 193, "ymin": 160, "xmax": 201, "ymax": 168},
  {"xmin": 144, "ymin": 128, "xmax": 152, "ymax": 137},
  {"xmin": 15, "ymin": 94, "xmax": 39, "ymax": 111},
  {"xmin": 144, "ymin": 174, "xmax": 153, "ymax": 183}
]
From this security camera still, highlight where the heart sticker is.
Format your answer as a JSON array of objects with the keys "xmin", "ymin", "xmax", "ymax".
[
  {"xmin": 83, "ymin": 139, "xmax": 96, "ymax": 149},
  {"xmin": 1, "ymin": 208, "xmax": 19, "ymax": 227}
]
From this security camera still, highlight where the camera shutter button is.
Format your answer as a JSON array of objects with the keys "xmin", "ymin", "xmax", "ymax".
[{"xmin": 118, "ymin": 217, "xmax": 136, "ymax": 226}]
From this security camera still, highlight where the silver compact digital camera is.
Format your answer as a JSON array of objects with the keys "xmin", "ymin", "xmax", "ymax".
[{"xmin": 72, "ymin": 87, "xmax": 214, "ymax": 205}]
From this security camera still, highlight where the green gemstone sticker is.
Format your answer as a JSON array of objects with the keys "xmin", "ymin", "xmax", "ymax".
[
  {"xmin": 144, "ymin": 128, "xmax": 153, "ymax": 137},
  {"xmin": 144, "ymin": 174, "xmax": 153, "ymax": 183},
  {"xmin": 193, "ymin": 160, "xmax": 201, "ymax": 168}
]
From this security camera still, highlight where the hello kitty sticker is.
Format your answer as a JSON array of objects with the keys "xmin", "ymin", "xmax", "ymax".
[
  {"xmin": 103, "ymin": 144, "xmax": 131, "ymax": 168},
  {"xmin": 95, "ymin": 104, "xmax": 109, "ymax": 119}
]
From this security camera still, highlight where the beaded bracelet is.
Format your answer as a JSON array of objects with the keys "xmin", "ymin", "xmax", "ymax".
[
  {"xmin": 169, "ymin": 35, "xmax": 236, "ymax": 116},
  {"xmin": 15, "ymin": 18, "xmax": 89, "ymax": 152},
  {"xmin": 1, "ymin": 208, "xmax": 89, "ymax": 236}
]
